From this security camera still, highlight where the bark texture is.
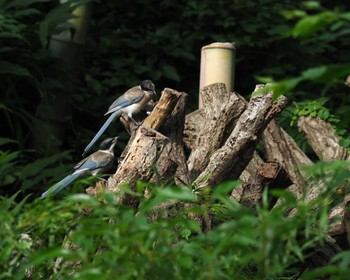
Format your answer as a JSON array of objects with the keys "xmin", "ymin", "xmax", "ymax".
[
  {"xmin": 239, "ymin": 162, "xmax": 291, "ymax": 209},
  {"xmin": 107, "ymin": 88, "xmax": 184, "ymax": 206},
  {"xmin": 262, "ymin": 119, "xmax": 312, "ymax": 196},
  {"xmin": 187, "ymin": 83, "xmax": 246, "ymax": 178},
  {"xmin": 298, "ymin": 116, "xmax": 349, "ymax": 161},
  {"xmin": 296, "ymin": 116, "xmax": 350, "ymax": 236},
  {"xmin": 194, "ymin": 84, "xmax": 288, "ymax": 190}
]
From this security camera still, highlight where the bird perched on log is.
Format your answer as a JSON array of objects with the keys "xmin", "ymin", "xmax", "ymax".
[
  {"xmin": 82, "ymin": 80, "xmax": 156, "ymax": 156},
  {"xmin": 41, "ymin": 137, "xmax": 118, "ymax": 199}
]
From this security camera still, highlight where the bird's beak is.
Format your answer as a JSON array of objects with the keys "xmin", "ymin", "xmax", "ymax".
[
  {"xmin": 112, "ymin": 136, "xmax": 119, "ymax": 143},
  {"xmin": 153, "ymin": 90, "xmax": 157, "ymax": 95}
]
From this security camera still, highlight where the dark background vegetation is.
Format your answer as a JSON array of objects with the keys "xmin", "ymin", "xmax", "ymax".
[
  {"xmin": 2, "ymin": 0, "xmax": 349, "ymax": 197},
  {"xmin": 1, "ymin": 0, "xmax": 350, "ymax": 278}
]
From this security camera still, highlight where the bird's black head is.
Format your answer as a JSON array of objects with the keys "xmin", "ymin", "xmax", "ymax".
[
  {"xmin": 99, "ymin": 137, "xmax": 118, "ymax": 151},
  {"xmin": 140, "ymin": 80, "xmax": 156, "ymax": 95}
]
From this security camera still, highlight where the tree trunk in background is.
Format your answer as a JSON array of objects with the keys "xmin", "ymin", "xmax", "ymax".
[{"xmin": 32, "ymin": 2, "xmax": 91, "ymax": 154}]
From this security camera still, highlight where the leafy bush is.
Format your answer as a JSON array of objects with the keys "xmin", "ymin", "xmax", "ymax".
[
  {"xmin": 0, "ymin": 137, "xmax": 72, "ymax": 197},
  {"xmin": 1, "ymin": 160, "xmax": 350, "ymax": 279}
]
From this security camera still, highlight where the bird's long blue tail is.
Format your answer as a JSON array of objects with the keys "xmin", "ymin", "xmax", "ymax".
[
  {"xmin": 41, "ymin": 171, "xmax": 82, "ymax": 199},
  {"xmin": 82, "ymin": 111, "xmax": 120, "ymax": 156}
]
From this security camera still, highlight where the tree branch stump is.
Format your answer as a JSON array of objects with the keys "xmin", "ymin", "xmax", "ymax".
[
  {"xmin": 231, "ymin": 151, "xmax": 264, "ymax": 201},
  {"xmin": 187, "ymin": 83, "xmax": 246, "ymax": 179},
  {"xmin": 194, "ymin": 84, "xmax": 288, "ymax": 190},
  {"xmin": 239, "ymin": 162, "xmax": 292, "ymax": 209},
  {"xmin": 107, "ymin": 88, "xmax": 184, "ymax": 206},
  {"xmin": 262, "ymin": 119, "xmax": 313, "ymax": 194},
  {"xmin": 184, "ymin": 109, "xmax": 205, "ymax": 151},
  {"xmin": 151, "ymin": 91, "xmax": 190, "ymax": 185},
  {"xmin": 297, "ymin": 117, "xmax": 350, "ymax": 236},
  {"xmin": 297, "ymin": 116, "xmax": 349, "ymax": 161}
]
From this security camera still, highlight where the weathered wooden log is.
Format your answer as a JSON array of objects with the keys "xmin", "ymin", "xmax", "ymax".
[
  {"xmin": 184, "ymin": 109, "xmax": 205, "ymax": 151},
  {"xmin": 264, "ymin": 115, "xmax": 350, "ymax": 239},
  {"xmin": 151, "ymin": 91, "xmax": 190, "ymax": 185},
  {"xmin": 328, "ymin": 194, "xmax": 350, "ymax": 236},
  {"xmin": 262, "ymin": 120, "xmax": 328, "ymax": 218},
  {"xmin": 239, "ymin": 162, "xmax": 292, "ymax": 209},
  {"xmin": 231, "ymin": 151, "xmax": 264, "ymax": 201},
  {"xmin": 345, "ymin": 75, "xmax": 350, "ymax": 87},
  {"xmin": 298, "ymin": 116, "xmax": 349, "ymax": 161},
  {"xmin": 300, "ymin": 237, "xmax": 341, "ymax": 270},
  {"xmin": 194, "ymin": 84, "xmax": 288, "ymax": 190},
  {"xmin": 187, "ymin": 83, "xmax": 246, "ymax": 178},
  {"xmin": 297, "ymin": 117, "xmax": 350, "ymax": 236},
  {"xmin": 262, "ymin": 119, "xmax": 312, "ymax": 195},
  {"xmin": 344, "ymin": 199, "xmax": 350, "ymax": 245},
  {"xmin": 184, "ymin": 83, "xmax": 263, "ymax": 189},
  {"xmin": 107, "ymin": 88, "xmax": 184, "ymax": 206},
  {"xmin": 262, "ymin": 120, "xmax": 313, "ymax": 216}
]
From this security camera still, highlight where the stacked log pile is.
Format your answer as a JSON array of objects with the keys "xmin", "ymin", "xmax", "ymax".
[{"xmin": 95, "ymin": 82, "xmax": 349, "ymax": 269}]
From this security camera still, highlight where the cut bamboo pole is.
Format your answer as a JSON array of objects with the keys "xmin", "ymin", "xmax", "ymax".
[{"xmin": 199, "ymin": 42, "xmax": 236, "ymax": 108}]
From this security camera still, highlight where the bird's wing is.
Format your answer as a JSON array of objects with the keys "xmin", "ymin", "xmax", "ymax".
[
  {"xmin": 74, "ymin": 156, "xmax": 89, "ymax": 170},
  {"xmin": 41, "ymin": 171, "xmax": 83, "ymax": 199},
  {"xmin": 82, "ymin": 111, "xmax": 120, "ymax": 156},
  {"xmin": 41, "ymin": 152, "xmax": 114, "ymax": 199},
  {"xmin": 79, "ymin": 151, "xmax": 114, "ymax": 171},
  {"xmin": 105, "ymin": 87, "xmax": 144, "ymax": 115}
]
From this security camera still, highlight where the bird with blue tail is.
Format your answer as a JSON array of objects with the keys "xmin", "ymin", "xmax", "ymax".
[
  {"xmin": 82, "ymin": 80, "xmax": 156, "ymax": 157},
  {"xmin": 41, "ymin": 137, "xmax": 118, "ymax": 199}
]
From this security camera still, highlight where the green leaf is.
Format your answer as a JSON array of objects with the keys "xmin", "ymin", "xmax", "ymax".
[
  {"xmin": 39, "ymin": 21, "xmax": 49, "ymax": 48},
  {"xmin": 213, "ymin": 181, "xmax": 241, "ymax": 197},
  {"xmin": 301, "ymin": 1, "xmax": 321, "ymax": 10},
  {"xmin": 302, "ymin": 64, "xmax": 350, "ymax": 83},
  {"xmin": 181, "ymin": 228, "xmax": 192, "ymax": 240},
  {"xmin": 291, "ymin": 12, "xmax": 336, "ymax": 37},
  {"xmin": 42, "ymin": 0, "xmax": 91, "ymax": 32},
  {"xmin": 1, "ymin": 0, "xmax": 50, "ymax": 10},
  {"xmin": 13, "ymin": 7, "xmax": 40, "ymax": 17},
  {"xmin": 158, "ymin": 186, "xmax": 196, "ymax": 201},
  {"xmin": 270, "ymin": 189, "xmax": 297, "ymax": 205},
  {"xmin": 27, "ymin": 247, "xmax": 71, "ymax": 266},
  {"xmin": 339, "ymin": 12, "xmax": 350, "ymax": 21},
  {"xmin": 0, "ymin": 60, "xmax": 32, "ymax": 77},
  {"xmin": 0, "ymin": 32, "xmax": 26, "ymax": 42},
  {"xmin": 271, "ymin": 77, "xmax": 303, "ymax": 97},
  {"xmin": 302, "ymin": 66, "xmax": 328, "ymax": 80},
  {"xmin": 256, "ymin": 76, "xmax": 274, "ymax": 83},
  {"xmin": 0, "ymin": 138, "xmax": 17, "ymax": 146},
  {"xmin": 11, "ymin": 195, "xmax": 30, "ymax": 215},
  {"xmin": 161, "ymin": 65, "xmax": 180, "ymax": 82}
]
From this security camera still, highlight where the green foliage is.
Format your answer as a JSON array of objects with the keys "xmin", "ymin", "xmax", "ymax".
[
  {"xmin": 39, "ymin": 0, "xmax": 90, "ymax": 47},
  {"xmin": 1, "ymin": 160, "xmax": 349, "ymax": 279},
  {"xmin": 290, "ymin": 98, "xmax": 339, "ymax": 126},
  {"xmin": 0, "ymin": 0, "xmax": 90, "ymax": 151},
  {"xmin": 0, "ymin": 137, "xmax": 72, "ymax": 196},
  {"xmin": 2, "ymin": 0, "xmax": 349, "ymax": 151}
]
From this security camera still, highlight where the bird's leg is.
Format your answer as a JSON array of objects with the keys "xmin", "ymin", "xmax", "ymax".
[{"xmin": 129, "ymin": 115, "xmax": 142, "ymax": 126}]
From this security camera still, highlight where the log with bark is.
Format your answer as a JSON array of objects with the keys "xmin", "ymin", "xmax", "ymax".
[{"xmin": 297, "ymin": 116, "xmax": 350, "ymax": 236}]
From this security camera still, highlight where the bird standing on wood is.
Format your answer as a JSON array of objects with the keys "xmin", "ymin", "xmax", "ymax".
[
  {"xmin": 41, "ymin": 137, "xmax": 118, "ymax": 199},
  {"xmin": 82, "ymin": 80, "xmax": 156, "ymax": 156}
]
